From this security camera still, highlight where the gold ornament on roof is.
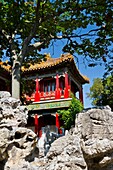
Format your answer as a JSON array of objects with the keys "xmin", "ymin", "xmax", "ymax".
[{"xmin": 44, "ymin": 53, "xmax": 51, "ymax": 60}]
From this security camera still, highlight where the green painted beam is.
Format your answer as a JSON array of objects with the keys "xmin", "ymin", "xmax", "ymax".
[{"xmin": 26, "ymin": 98, "xmax": 72, "ymax": 111}]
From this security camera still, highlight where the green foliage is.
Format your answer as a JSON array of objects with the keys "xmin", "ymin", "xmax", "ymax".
[
  {"xmin": 0, "ymin": 0, "xmax": 113, "ymax": 71},
  {"xmin": 21, "ymin": 79, "xmax": 35, "ymax": 95},
  {"xmin": 0, "ymin": 0, "xmax": 113, "ymax": 97},
  {"xmin": 58, "ymin": 97, "xmax": 83, "ymax": 130},
  {"xmin": 87, "ymin": 75, "xmax": 113, "ymax": 110},
  {"xmin": 87, "ymin": 78, "xmax": 104, "ymax": 105},
  {"xmin": 102, "ymin": 75, "xmax": 113, "ymax": 110}
]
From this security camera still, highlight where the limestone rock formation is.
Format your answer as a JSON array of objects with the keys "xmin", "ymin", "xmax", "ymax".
[
  {"xmin": 1, "ymin": 91, "xmax": 113, "ymax": 170},
  {"xmin": 79, "ymin": 107, "xmax": 113, "ymax": 170},
  {"xmin": 40, "ymin": 106, "xmax": 113, "ymax": 170},
  {"xmin": 0, "ymin": 91, "xmax": 38, "ymax": 170}
]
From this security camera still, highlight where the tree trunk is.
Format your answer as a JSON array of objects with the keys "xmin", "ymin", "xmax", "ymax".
[{"xmin": 12, "ymin": 61, "xmax": 21, "ymax": 99}]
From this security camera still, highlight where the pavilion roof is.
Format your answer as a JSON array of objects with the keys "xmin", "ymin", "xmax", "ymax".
[
  {"xmin": 21, "ymin": 53, "xmax": 89, "ymax": 84},
  {"xmin": 0, "ymin": 61, "xmax": 11, "ymax": 72},
  {"xmin": 0, "ymin": 53, "xmax": 89, "ymax": 84},
  {"xmin": 21, "ymin": 53, "xmax": 73, "ymax": 72}
]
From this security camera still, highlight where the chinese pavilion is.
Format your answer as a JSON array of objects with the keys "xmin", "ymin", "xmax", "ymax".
[{"xmin": 0, "ymin": 53, "xmax": 89, "ymax": 137}]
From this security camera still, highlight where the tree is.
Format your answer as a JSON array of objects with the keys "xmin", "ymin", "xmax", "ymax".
[
  {"xmin": 87, "ymin": 78, "xmax": 104, "ymax": 106},
  {"xmin": 0, "ymin": 0, "xmax": 113, "ymax": 99},
  {"xmin": 87, "ymin": 75, "xmax": 113, "ymax": 110},
  {"xmin": 58, "ymin": 96, "xmax": 83, "ymax": 130}
]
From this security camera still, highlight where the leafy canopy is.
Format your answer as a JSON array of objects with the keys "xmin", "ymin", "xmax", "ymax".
[
  {"xmin": 87, "ymin": 78, "xmax": 104, "ymax": 106},
  {"xmin": 0, "ymin": 0, "xmax": 113, "ymax": 72},
  {"xmin": 87, "ymin": 75, "xmax": 113, "ymax": 110},
  {"xmin": 58, "ymin": 96, "xmax": 83, "ymax": 130}
]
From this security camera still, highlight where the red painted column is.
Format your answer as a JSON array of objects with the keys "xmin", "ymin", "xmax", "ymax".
[
  {"xmin": 55, "ymin": 74, "xmax": 61, "ymax": 99},
  {"xmin": 64, "ymin": 73, "xmax": 70, "ymax": 98},
  {"xmin": 79, "ymin": 87, "xmax": 83, "ymax": 105},
  {"xmin": 34, "ymin": 114, "xmax": 38, "ymax": 135},
  {"xmin": 56, "ymin": 113, "xmax": 61, "ymax": 133},
  {"xmin": 35, "ymin": 78, "xmax": 40, "ymax": 102}
]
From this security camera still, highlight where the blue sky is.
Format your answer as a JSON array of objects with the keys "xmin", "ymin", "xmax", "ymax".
[
  {"xmin": 40, "ymin": 40, "xmax": 105, "ymax": 108},
  {"xmin": 79, "ymin": 62, "xmax": 105, "ymax": 108}
]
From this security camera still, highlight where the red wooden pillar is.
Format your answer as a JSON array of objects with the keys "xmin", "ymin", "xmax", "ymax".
[
  {"xmin": 55, "ymin": 74, "xmax": 61, "ymax": 99},
  {"xmin": 79, "ymin": 87, "xmax": 83, "ymax": 105},
  {"xmin": 34, "ymin": 114, "xmax": 38, "ymax": 135},
  {"xmin": 56, "ymin": 113, "xmax": 61, "ymax": 134},
  {"xmin": 35, "ymin": 78, "xmax": 40, "ymax": 102},
  {"xmin": 64, "ymin": 72, "xmax": 70, "ymax": 98}
]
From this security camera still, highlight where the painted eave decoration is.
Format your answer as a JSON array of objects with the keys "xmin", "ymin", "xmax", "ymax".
[{"xmin": 27, "ymin": 98, "xmax": 72, "ymax": 111}]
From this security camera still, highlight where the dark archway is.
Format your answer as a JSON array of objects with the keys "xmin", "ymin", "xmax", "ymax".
[
  {"xmin": 38, "ymin": 114, "xmax": 56, "ymax": 137},
  {"xmin": 26, "ymin": 114, "xmax": 56, "ymax": 137},
  {"xmin": 39, "ymin": 114, "xmax": 55, "ymax": 128}
]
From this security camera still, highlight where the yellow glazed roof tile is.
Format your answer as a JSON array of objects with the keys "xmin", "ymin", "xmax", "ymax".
[
  {"xmin": 21, "ymin": 53, "xmax": 89, "ymax": 83},
  {"xmin": 0, "ymin": 53, "xmax": 89, "ymax": 83},
  {"xmin": 21, "ymin": 53, "xmax": 73, "ymax": 72},
  {"xmin": 0, "ymin": 61, "xmax": 11, "ymax": 72}
]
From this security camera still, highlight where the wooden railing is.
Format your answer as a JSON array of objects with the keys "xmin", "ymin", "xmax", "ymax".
[
  {"xmin": 25, "ymin": 87, "xmax": 70, "ymax": 102},
  {"xmin": 40, "ymin": 91, "xmax": 56, "ymax": 100}
]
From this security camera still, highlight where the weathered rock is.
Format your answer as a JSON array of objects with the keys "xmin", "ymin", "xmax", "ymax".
[
  {"xmin": 0, "ymin": 91, "xmax": 38, "ymax": 170},
  {"xmin": 4, "ymin": 128, "xmax": 37, "ymax": 170},
  {"xmin": 0, "ymin": 91, "xmax": 11, "ymax": 99},
  {"xmin": 45, "ymin": 133, "xmax": 87, "ymax": 170},
  {"xmin": 77, "ymin": 107, "xmax": 113, "ymax": 170},
  {"xmin": 1, "ymin": 91, "xmax": 113, "ymax": 170},
  {"xmin": 39, "ymin": 107, "xmax": 113, "ymax": 170}
]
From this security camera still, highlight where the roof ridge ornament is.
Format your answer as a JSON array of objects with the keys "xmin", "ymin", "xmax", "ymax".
[{"xmin": 44, "ymin": 53, "xmax": 51, "ymax": 61}]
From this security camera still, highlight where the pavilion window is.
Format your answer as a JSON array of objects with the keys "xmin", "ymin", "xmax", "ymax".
[
  {"xmin": 52, "ymin": 82, "xmax": 55, "ymax": 91},
  {"xmin": 43, "ymin": 80, "xmax": 56, "ymax": 93},
  {"xmin": 71, "ymin": 81, "xmax": 78, "ymax": 97},
  {"xmin": 39, "ymin": 81, "xmax": 43, "ymax": 92},
  {"xmin": 48, "ymin": 82, "xmax": 51, "ymax": 92},
  {"xmin": 44, "ymin": 84, "xmax": 47, "ymax": 92}
]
